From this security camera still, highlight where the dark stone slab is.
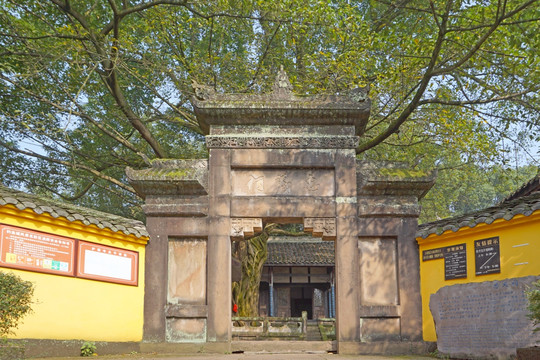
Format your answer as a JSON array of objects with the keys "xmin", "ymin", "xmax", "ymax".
[{"xmin": 430, "ymin": 276, "xmax": 540, "ymax": 359}]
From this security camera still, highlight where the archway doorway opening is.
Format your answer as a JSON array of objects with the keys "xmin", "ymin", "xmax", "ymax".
[{"xmin": 231, "ymin": 221, "xmax": 336, "ymax": 341}]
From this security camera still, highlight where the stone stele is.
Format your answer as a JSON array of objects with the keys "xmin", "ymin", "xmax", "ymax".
[{"xmin": 429, "ymin": 275, "xmax": 540, "ymax": 359}]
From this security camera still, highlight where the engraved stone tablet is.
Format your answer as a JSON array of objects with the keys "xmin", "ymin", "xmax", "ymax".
[
  {"xmin": 231, "ymin": 169, "xmax": 334, "ymax": 197},
  {"xmin": 429, "ymin": 276, "xmax": 539, "ymax": 359}
]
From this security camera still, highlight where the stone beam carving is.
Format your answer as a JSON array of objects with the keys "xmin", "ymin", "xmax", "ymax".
[
  {"xmin": 304, "ymin": 218, "xmax": 336, "ymax": 241},
  {"xmin": 206, "ymin": 136, "xmax": 359, "ymax": 149},
  {"xmin": 230, "ymin": 218, "xmax": 263, "ymax": 239}
]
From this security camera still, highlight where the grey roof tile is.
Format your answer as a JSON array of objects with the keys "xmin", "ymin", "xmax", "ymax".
[
  {"xmin": 266, "ymin": 236, "xmax": 334, "ymax": 266},
  {"xmin": 503, "ymin": 171, "xmax": 540, "ymax": 201},
  {"xmin": 0, "ymin": 185, "xmax": 148, "ymax": 238},
  {"xmin": 22, "ymin": 201, "xmax": 36, "ymax": 209},
  {"xmin": 418, "ymin": 191, "xmax": 540, "ymax": 239}
]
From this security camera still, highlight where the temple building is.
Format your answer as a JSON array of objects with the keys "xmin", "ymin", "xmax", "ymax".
[{"xmin": 259, "ymin": 236, "xmax": 335, "ymax": 319}]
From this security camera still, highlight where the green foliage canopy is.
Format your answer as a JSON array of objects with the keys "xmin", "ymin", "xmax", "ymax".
[{"xmin": 0, "ymin": 1, "xmax": 539, "ymax": 219}]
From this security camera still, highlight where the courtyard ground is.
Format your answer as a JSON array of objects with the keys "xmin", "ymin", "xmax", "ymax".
[{"xmin": 31, "ymin": 353, "xmax": 436, "ymax": 360}]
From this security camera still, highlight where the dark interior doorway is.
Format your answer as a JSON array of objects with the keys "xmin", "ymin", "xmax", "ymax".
[{"xmin": 292, "ymin": 298, "xmax": 312, "ymax": 318}]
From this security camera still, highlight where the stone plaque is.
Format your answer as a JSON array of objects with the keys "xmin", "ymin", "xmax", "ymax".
[
  {"xmin": 168, "ymin": 239, "xmax": 206, "ymax": 304},
  {"xmin": 444, "ymin": 244, "xmax": 466, "ymax": 280},
  {"xmin": 475, "ymin": 236, "xmax": 500, "ymax": 275},
  {"xmin": 430, "ymin": 276, "xmax": 539, "ymax": 359},
  {"xmin": 358, "ymin": 238, "xmax": 399, "ymax": 305},
  {"xmin": 231, "ymin": 169, "xmax": 334, "ymax": 197}
]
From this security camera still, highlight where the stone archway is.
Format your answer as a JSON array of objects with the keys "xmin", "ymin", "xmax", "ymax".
[{"xmin": 127, "ymin": 69, "xmax": 435, "ymax": 354}]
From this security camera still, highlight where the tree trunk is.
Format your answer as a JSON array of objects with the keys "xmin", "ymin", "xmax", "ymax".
[{"xmin": 232, "ymin": 224, "xmax": 275, "ymax": 317}]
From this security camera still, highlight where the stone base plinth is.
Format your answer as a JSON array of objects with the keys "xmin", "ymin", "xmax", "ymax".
[{"xmin": 338, "ymin": 340, "xmax": 433, "ymax": 356}]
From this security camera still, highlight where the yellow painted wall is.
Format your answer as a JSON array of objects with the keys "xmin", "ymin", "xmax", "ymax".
[
  {"xmin": 0, "ymin": 204, "xmax": 148, "ymax": 342},
  {"xmin": 417, "ymin": 210, "xmax": 540, "ymax": 342}
]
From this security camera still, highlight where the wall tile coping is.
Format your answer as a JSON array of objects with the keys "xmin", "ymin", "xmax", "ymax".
[
  {"xmin": 417, "ymin": 191, "xmax": 540, "ymax": 239},
  {"xmin": 0, "ymin": 185, "xmax": 148, "ymax": 239}
]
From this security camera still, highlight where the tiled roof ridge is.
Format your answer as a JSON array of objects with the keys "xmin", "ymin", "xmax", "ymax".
[
  {"xmin": 502, "ymin": 169, "xmax": 540, "ymax": 202},
  {"xmin": 268, "ymin": 235, "xmax": 324, "ymax": 243},
  {"xmin": 266, "ymin": 240, "xmax": 335, "ymax": 266},
  {"xmin": 417, "ymin": 191, "xmax": 540, "ymax": 239},
  {"xmin": 0, "ymin": 185, "xmax": 148, "ymax": 239}
]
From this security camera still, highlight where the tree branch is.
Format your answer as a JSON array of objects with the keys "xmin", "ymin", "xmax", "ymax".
[
  {"xmin": 0, "ymin": 139, "xmax": 136, "ymax": 194},
  {"xmin": 357, "ymin": 1, "xmax": 454, "ymax": 153}
]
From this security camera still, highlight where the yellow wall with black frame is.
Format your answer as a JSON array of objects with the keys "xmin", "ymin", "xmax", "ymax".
[{"xmin": 417, "ymin": 211, "xmax": 540, "ymax": 342}]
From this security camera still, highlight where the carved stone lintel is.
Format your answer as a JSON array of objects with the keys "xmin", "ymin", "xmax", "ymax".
[
  {"xmin": 230, "ymin": 218, "xmax": 263, "ymax": 239},
  {"xmin": 206, "ymin": 136, "xmax": 359, "ymax": 149},
  {"xmin": 304, "ymin": 218, "xmax": 336, "ymax": 241}
]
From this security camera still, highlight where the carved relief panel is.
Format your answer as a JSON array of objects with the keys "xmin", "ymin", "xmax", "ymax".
[
  {"xmin": 230, "ymin": 218, "xmax": 263, "ymax": 239},
  {"xmin": 304, "ymin": 218, "xmax": 336, "ymax": 241},
  {"xmin": 231, "ymin": 169, "xmax": 335, "ymax": 197}
]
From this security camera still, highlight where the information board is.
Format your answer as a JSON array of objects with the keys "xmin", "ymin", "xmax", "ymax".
[
  {"xmin": 422, "ymin": 247, "xmax": 445, "ymax": 261},
  {"xmin": 0, "ymin": 224, "xmax": 75, "ymax": 276},
  {"xmin": 475, "ymin": 236, "xmax": 500, "ymax": 275},
  {"xmin": 77, "ymin": 241, "xmax": 138, "ymax": 286},
  {"xmin": 444, "ymin": 244, "xmax": 467, "ymax": 280}
]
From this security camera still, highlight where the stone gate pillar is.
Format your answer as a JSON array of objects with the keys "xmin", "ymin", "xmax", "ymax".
[
  {"xmin": 334, "ymin": 149, "xmax": 360, "ymax": 347},
  {"xmin": 207, "ymin": 148, "xmax": 232, "ymax": 342}
]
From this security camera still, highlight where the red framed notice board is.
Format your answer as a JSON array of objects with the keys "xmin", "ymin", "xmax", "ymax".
[
  {"xmin": 77, "ymin": 241, "xmax": 138, "ymax": 286},
  {"xmin": 0, "ymin": 224, "xmax": 75, "ymax": 276}
]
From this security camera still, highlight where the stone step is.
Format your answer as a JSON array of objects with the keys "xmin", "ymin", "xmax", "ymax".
[
  {"xmin": 231, "ymin": 340, "xmax": 336, "ymax": 353},
  {"xmin": 306, "ymin": 324, "xmax": 322, "ymax": 341}
]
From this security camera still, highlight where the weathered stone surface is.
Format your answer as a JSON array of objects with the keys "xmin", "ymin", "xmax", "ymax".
[
  {"xmin": 127, "ymin": 159, "xmax": 208, "ymax": 197},
  {"xmin": 358, "ymin": 237, "xmax": 398, "ymax": 306},
  {"xmin": 192, "ymin": 68, "xmax": 370, "ymax": 136},
  {"xmin": 231, "ymin": 169, "xmax": 335, "ymax": 197},
  {"xmin": 360, "ymin": 318, "xmax": 401, "ymax": 342},
  {"xmin": 230, "ymin": 197, "xmax": 336, "ymax": 218},
  {"xmin": 168, "ymin": 239, "xmax": 207, "ymax": 304},
  {"xmin": 206, "ymin": 135, "xmax": 359, "ymax": 149},
  {"xmin": 231, "ymin": 148, "xmax": 336, "ymax": 167},
  {"xmin": 165, "ymin": 304, "xmax": 208, "ymax": 318},
  {"xmin": 230, "ymin": 218, "xmax": 262, "ymax": 239},
  {"xmin": 430, "ymin": 276, "xmax": 540, "ymax": 359},
  {"xmin": 166, "ymin": 318, "xmax": 206, "ymax": 343},
  {"xmin": 357, "ymin": 161, "xmax": 436, "ymax": 199},
  {"xmin": 304, "ymin": 218, "xmax": 336, "ymax": 240}
]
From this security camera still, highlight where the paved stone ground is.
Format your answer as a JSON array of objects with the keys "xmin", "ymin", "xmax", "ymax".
[{"xmin": 31, "ymin": 353, "xmax": 436, "ymax": 360}]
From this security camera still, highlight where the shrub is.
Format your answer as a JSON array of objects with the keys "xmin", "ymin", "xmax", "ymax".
[
  {"xmin": 80, "ymin": 341, "xmax": 96, "ymax": 357},
  {"xmin": 0, "ymin": 271, "xmax": 34, "ymax": 338},
  {"xmin": 526, "ymin": 279, "xmax": 540, "ymax": 331}
]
